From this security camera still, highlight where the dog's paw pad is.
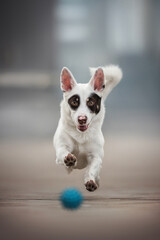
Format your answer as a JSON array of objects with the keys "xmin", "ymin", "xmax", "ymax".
[
  {"xmin": 85, "ymin": 180, "xmax": 97, "ymax": 192},
  {"xmin": 64, "ymin": 153, "xmax": 77, "ymax": 167}
]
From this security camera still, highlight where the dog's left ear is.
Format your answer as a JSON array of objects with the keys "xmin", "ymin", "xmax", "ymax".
[
  {"xmin": 60, "ymin": 67, "xmax": 77, "ymax": 92},
  {"xmin": 89, "ymin": 68, "xmax": 105, "ymax": 91},
  {"xmin": 89, "ymin": 65, "xmax": 122, "ymax": 98}
]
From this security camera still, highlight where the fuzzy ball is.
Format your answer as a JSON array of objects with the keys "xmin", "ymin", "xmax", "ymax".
[{"xmin": 60, "ymin": 188, "xmax": 83, "ymax": 209}]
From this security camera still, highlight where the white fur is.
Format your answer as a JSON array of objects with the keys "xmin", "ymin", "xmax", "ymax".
[{"xmin": 53, "ymin": 65, "xmax": 122, "ymax": 190}]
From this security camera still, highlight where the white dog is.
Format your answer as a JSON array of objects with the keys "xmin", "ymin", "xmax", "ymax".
[{"xmin": 53, "ymin": 65, "xmax": 122, "ymax": 191}]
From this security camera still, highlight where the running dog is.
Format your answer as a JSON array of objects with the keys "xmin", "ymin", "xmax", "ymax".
[{"xmin": 53, "ymin": 65, "xmax": 122, "ymax": 191}]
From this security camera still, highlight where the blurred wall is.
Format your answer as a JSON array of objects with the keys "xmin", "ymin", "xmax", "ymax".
[
  {"xmin": 0, "ymin": 0, "xmax": 58, "ymax": 71},
  {"xmin": 0, "ymin": 0, "xmax": 160, "ymax": 105}
]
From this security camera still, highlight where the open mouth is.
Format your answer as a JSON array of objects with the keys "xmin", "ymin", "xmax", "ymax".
[{"xmin": 77, "ymin": 124, "xmax": 89, "ymax": 132}]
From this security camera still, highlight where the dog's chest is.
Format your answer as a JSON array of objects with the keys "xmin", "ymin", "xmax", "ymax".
[
  {"xmin": 73, "ymin": 137, "xmax": 95, "ymax": 156},
  {"xmin": 73, "ymin": 140, "xmax": 87, "ymax": 154},
  {"xmin": 72, "ymin": 143, "xmax": 88, "ymax": 169}
]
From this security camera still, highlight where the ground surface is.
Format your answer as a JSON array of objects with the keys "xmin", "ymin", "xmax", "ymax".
[{"xmin": 0, "ymin": 138, "xmax": 160, "ymax": 240}]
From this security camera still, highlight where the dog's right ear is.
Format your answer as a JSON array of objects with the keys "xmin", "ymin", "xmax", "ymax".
[{"xmin": 60, "ymin": 67, "xmax": 77, "ymax": 92}]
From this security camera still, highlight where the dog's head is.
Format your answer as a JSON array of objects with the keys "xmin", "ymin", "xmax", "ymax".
[{"xmin": 60, "ymin": 66, "xmax": 122, "ymax": 132}]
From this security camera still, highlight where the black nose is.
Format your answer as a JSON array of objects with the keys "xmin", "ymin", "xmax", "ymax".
[{"xmin": 78, "ymin": 115, "xmax": 87, "ymax": 125}]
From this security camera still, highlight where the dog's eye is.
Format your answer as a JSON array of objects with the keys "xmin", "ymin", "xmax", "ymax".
[
  {"xmin": 68, "ymin": 95, "xmax": 80, "ymax": 110},
  {"xmin": 71, "ymin": 100, "xmax": 79, "ymax": 107},
  {"xmin": 87, "ymin": 99, "xmax": 95, "ymax": 107}
]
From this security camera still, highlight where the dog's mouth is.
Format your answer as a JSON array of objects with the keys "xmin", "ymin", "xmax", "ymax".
[{"xmin": 77, "ymin": 124, "xmax": 89, "ymax": 132}]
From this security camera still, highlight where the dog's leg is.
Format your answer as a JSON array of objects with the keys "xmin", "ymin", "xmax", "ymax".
[
  {"xmin": 54, "ymin": 130, "xmax": 77, "ymax": 169},
  {"xmin": 56, "ymin": 147, "xmax": 76, "ymax": 166},
  {"xmin": 84, "ymin": 157, "xmax": 102, "ymax": 192},
  {"xmin": 55, "ymin": 144, "xmax": 77, "ymax": 169}
]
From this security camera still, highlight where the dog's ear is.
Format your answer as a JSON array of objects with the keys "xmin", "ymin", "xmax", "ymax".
[
  {"xmin": 89, "ymin": 68, "xmax": 105, "ymax": 91},
  {"xmin": 89, "ymin": 65, "xmax": 122, "ymax": 98},
  {"xmin": 60, "ymin": 67, "xmax": 77, "ymax": 92}
]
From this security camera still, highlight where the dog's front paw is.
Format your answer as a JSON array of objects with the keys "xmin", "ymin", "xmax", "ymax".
[
  {"xmin": 64, "ymin": 153, "xmax": 77, "ymax": 167},
  {"xmin": 85, "ymin": 180, "xmax": 97, "ymax": 192}
]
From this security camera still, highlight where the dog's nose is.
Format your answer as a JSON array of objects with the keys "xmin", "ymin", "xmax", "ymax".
[{"xmin": 78, "ymin": 115, "xmax": 87, "ymax": 125}]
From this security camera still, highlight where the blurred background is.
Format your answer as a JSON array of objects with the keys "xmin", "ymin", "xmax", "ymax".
[{"xmin": 0, "ymin": 1, "xmax": 160, "ymax": 239}]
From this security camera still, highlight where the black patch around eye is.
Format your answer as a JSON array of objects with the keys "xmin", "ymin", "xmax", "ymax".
[
  {"xmin": 86, "ymin": 93, "xmax": 101, "ymax": 114},
  {"xmin": 68, "ymin": 94, "xmax": 80, "ymax": 110}
]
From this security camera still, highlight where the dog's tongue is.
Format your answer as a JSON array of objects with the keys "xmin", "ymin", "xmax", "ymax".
[{"xmin": 78, "ymin": 125, "xmax": 88, "ymax": 132}]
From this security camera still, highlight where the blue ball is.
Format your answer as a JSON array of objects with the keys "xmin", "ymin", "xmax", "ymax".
[{"xmin": 60, "ymin": 188, "xmax": 83, "ymax": 209}]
